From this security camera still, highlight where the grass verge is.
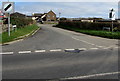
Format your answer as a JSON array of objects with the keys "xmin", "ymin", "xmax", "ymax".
[
  {"xmin": 56, "ymin": 25, "xmax": 120, "ymax": 39},
  {"xmin": 0, "ymin": 24, "xmax": 39, "ymax": 43}
]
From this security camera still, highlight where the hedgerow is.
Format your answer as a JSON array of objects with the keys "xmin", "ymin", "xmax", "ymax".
[
  {"xmin": 56, "ymin": 21, "xmax": 120, "ymax": 31},
  {"xmin": 10, "ymin": 17, "xmax": 33, "ymax": 28}
]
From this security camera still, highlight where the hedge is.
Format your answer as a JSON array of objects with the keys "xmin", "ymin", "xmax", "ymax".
[
  {"xmin": 56, "ymin": 21, "xmax": 120, "ymax": 31},
  {"xmin": 10, "ymin": 17, "xmax": 33, "ymax": 28}
]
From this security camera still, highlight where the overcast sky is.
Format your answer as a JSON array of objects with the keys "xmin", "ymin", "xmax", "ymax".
[{"xmin": 0, "ymin": 1, "xmax": 119, "ymax": 19}]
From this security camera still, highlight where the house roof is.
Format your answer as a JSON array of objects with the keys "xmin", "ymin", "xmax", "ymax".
[
  {"xmin": 32, "ymin": 10, "xmax": 56, "ymax": 18},
  {"xmin": 10, "ymin": 12, "xmax": 26, "ymax": 17},
  {"xmin": 32, "ymin": 13, "xmax": 43, "ymax": 17},
  {"xmin": 47, "ymin": 10, "xmax": 56, "ymax": 15}
]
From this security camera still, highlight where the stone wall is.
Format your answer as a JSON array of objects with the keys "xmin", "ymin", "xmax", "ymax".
[{"xmin": 2, "ymin": 24, "xmax": 13, "ymax": 33}]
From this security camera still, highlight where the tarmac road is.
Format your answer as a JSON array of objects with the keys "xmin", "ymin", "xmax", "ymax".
[{"xmin": 2, "ymin": 24, "xmax": 119, "ymax": 79}]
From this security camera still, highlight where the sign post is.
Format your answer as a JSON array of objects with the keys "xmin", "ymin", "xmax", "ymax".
[
  {"xmin": 8, "ymin": 13, "xmax": 10, "ymax": 36},
  {"xmin": 2, "ymin": 2, "xmax": 14, "ymax": 36},
  {"xmin": 109, "ymin": 8, "xmax": 115, "ymax": 32}
]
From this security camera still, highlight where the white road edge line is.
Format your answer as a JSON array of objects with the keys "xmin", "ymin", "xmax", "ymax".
[
  {"xmin": 50, "ymin": 49, "xmax": 62, "ymax": 52},
  {"xmin": 19, "ymin": 51, "xmax": 31, "ymax": 54},
  {"xmin": 35, "ymin": 50, "xmax": 46, "ymax": 53},
  {"xmin": 62, "ymin": 71, "xmax": 120, "ymax": 79},
  {"xmin": 0, "ymin": 52, "xmax": 14, "ymax": 55}
]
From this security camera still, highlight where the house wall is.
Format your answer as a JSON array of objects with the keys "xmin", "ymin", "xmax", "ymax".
[
  {"xmin": 117, "ymin": 20, "xmax": 120, "ymax": 23},
  {"xmin": 81, "ymin": 20, "xmax": 94, "ymax": 22},
  {"xmin": 32, "ymin": 17, "xmax": 37, "ymax": 20},
  {"xmin": 46, "ymin": 11, "xmax": 56, "ymax": 21}
]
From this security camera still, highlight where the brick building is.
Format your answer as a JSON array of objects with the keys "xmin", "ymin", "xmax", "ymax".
[
  {"xmin": 45, "ymin": 10, "xmax": 56, "ymax": 21},
  {"xmin": 32, "ymin": 10, "xmax": 56, "ymax": 22}
]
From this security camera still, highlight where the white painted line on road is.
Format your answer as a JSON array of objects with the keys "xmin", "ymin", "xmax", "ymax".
[
  {"xmin": 62, "ymin": 71, "xmax": 120, "ymax": 79},
  {"xmin": 35, "ymin": 50, "xmax": 46, "ymax": 53},
  {"xmin": 19, "ymin": 51, "xmax": 31, "ymax": 54},
  {"xmin": 50, "ymin": 49, "xmax": 62, "ymax": 52},
  {"xmin": 78, "ymin": 48, "xmax": 87, "ymax": 50},
  {"xmin": 103, "ymin": 46, "xmax": 113, "ymax": 49},
  {"xmin": 103, "ymin": 47, "xmax": 110, "ymax": 49},
  {"xmin": 65, "ymin": 49, "xmax": 75, "ymax": 51},
  {"xmin": 72, "ymin": 37, "xmax": 79, "ymax": 40},
  {"xmin": 91, "ymin": 44, "xmax": 95, "ymax": 45},
  {"xmin": 90, "ymin": 48, "xmax": 98, "ymax": 50},
  {"xmin": 97, "ymin": 46, "xmax": 104, "ymax": 48},
  {"xmin": 114, "ymin": 47, "xmax": 119, "ymax": 49},
  {"xmin": 72, "ymin": 37, "xmax": 96, "ymax": 46},
  {"xmin": 0, "ymin": 52, "xmax": 13, "ymax": 55},
  {"xmin": 103, "ymin": 45, "xmax": 119, "ymax": 49}
]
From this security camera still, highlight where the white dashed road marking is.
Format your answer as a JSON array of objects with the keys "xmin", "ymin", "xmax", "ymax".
[
  {"xmin": 97, "ymin": 46, "xmax": 104, "ymax": 48},
  {"xmin": 72, "ymin": 37, "xmax": 97, "ymax": 46},
  {"xmin": 35, "ymin": 50, "xmax": 46, "ymax": 53},
  {"xmin": 65, "ymin": 49, "xmax": 75, "ymax": 51},
  {"xmin": 78, "ymin": 48, "xmax": 87, "ymax": 50},
  {"xmin": 114, "ymin": 47, "xmax": 119, "ymax": 49},
  {"xmin": 103, "ymin": 47, "xmax": 110, "ymax": 49},
  {"xmin": 19, "ymin": 51, "xmax": 31, "ymax": 54},
  {"xmin": 90, "ymin": 48, "xmax": 98, "ymax": 50},
  {"xmin": 62, "ymin": 71, "xmax": 120, "ymax": 79},
  {"xmin": 0, "ymin": 52, "xmax": 13, "ymax": 55},
  {"xmin": 50, "ymin": 49, "xmax": 62, "ymax": 52},
  {"xmin": 72, "ymin": 37, "xmax": 109, "ymax": 49},
  {"xmin": 2, "ymin": 46, "xmax": 118, "ymax": 55}
]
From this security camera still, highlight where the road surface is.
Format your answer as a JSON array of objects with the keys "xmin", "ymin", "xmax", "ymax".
[{"xmin": 2, "ymin": 24, "xmax": 119, "ymax": 79}]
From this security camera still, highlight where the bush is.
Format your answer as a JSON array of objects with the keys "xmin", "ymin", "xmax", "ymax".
[{"xmin": 10, "ymin": 17, "xmax": 33, "ymax": 28}]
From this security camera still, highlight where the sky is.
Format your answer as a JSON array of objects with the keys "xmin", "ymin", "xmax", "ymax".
[
  {"xmin": 0, "ymin": 1, "xmax": 119, "ymax": 19},
  {"xmin": 0, "ymin": 0, "xmax": 119, "ymax": 2}
]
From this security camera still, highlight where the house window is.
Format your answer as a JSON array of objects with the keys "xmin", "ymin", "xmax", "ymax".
[
  {"xmin": 47, "ymin": 15, "xmax": 50, "ymax": 17},
  {"xmin": 53, "ymin": 16, "xmax": 54, "ymax": 18}
]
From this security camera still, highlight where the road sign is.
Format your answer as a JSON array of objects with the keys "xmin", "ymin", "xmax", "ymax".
[
  {"xmin": 0, "ymin": 10, "xmax": 4, "ymax": 20},
  {"xmin": 111, "ymin": 12, "xmax": 115, "ymax": 20},
  {"xmin": 2, "ymin": 2, "xmax": 14, "ymax": 36},
  {"xmin": 109, "ymin": 9, "xmax": 115, "ymax": 20},
  {"xmin": 2, "ymin": 2, "xmax": 14, "ymax": 13},
  {"xmin": 109, "ymin": 9, "xmax": 115, "ymax": 32}
]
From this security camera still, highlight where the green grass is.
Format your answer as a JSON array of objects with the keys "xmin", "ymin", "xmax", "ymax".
[
  {"xmin": 0, "ymin": 24, "xmax": 39, "ymax": 43},
  {"xmin": 56, "ymin": 25, "xmax": 120, "ymax": 39},
  {"xmin": 76, "ymin": 30, "xmax": 120, "ymax": 39}
]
